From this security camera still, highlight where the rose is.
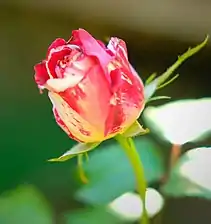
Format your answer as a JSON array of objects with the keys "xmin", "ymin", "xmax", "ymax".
[{"xmin": 34, "ymin": 29, "xmax": 145, "ymax": 143}]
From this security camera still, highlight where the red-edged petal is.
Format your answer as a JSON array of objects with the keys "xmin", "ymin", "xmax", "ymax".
[
  {"xmin": 68, "ymin": 30, "xmax": 81, "ymax": 46},
  {"xmin": 53, "ymin": 107, "xmax": 83, "ymax": 142},
  {"xmin": 45, "ymin": 54, "xmax": 96, "ymax": 93},
  {"xmin": 107, "ymin": 37, "xmax": 130, "ymax": 69},
  {"xmin": 59, "ymin": 61, "xmax": 112, "ymax": 133},
  {"xmin": 97, "ymin": 39, "xmax": 114, "ymax": 56},
  {"xmin": 70, "ymin": 29, "xmax": 112, "ymax": 70},
  {"xmin": 34, "ymin": 61, "xmax": 49, "ymax": 86},
  {"xmin": 97, "ymin": 40, "xmax": 106, "ymax": 49},
  {"xmin": 47, "ymin": 38, "xmax": 66, "ymax": 56},
  {"xmin": 46, "ymin": 47, "xmax": 72, "ymax": 78},
  {"xmin": 105, "ymin": 68, "xmax": 145, "ymax": 136}
]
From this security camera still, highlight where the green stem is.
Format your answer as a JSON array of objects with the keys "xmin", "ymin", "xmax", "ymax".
[
  {"xmin": 77, "ymin": 154, "xmax": 89, "ymax": 184},
  {"xmin": 115, "ymin": 135, "xmax": 149, "ymax": 224}
]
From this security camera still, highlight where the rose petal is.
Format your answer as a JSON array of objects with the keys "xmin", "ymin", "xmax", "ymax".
[
  {"xmin": 34, "ymin": 61, "xmax": 49, "ymax": 87},
  {"xmin": 53, "ymin": 107, "xmax": 82, "ymax": 142},
  {"xmin": 97, "ymin": 39, "xmax": 114, "ymax": 56},
  {"xmin": 63, "ymin": 52, "xmax": 95, "ymax": 79},
  {"xmin": 107, "ymin": 37, "xmax": 130, "ymax": 69},
  {"xmin": 47, "ymin": 38, "xmax": 66, "ymax": 56},
  {"xmin": 45, "ymin": 54, "xmax": 96, "ymax": 92},
  {"xmin": 46, "ymin": 47, "xmax": 72, "ymax": 78},
  {"xmin": 107, "ymin": 37, "xmax": 128, "ymax": 59},
  {"xmin": 129, "ymin": 64, "xmax": 141, "ymax": 79},
  {"xmin": 105, "ymin": 68, "xmax": 144, "ymax": 136},
  {"xmin": 97, "ymin": 40, "xmax": 106, "ymax": 48},
  {"xmin": 59, "ymin": 63, "xmax": 112, "ymax": 133},
  {"xmin": 70, "ymin": 29, "xmax": 112, "ymax": 70},
  {"xmin": 45, "ymin": 74, "xmax": 84, "ymax": 92},
  {"xmin": 68, "ymin": 30, "xmax": 81, "ymax": 46},
  {"xmin": 49, "ymin": 92, "xmax": 105, "ymax": 142}
]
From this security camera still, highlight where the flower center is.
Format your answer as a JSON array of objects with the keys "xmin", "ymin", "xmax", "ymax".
[{"xmin": 55, "ymin": 50, "xmax": 82, "ymax": 78}]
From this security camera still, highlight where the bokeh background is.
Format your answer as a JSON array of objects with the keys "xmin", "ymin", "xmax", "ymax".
[{"xmin": 0, "ymin": 1, "xmax": 211, "ymax": 224}]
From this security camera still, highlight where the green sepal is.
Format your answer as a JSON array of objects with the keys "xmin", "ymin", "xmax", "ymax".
[
  {"xmin": 123, "ymin": 121, "xmax": 149, "ymax": 138},
  {"xmin": 145, "ymin": 72, "xmax": 157, "ymax": 85},
  {"xmin": 48, "ymin": 142, "xmax": 101, "ymax": 162},
  {"xmin": 144, "ymin": 79, "xmax": 158, "ymax": 101},
  {"xmin": 146, "ymin": 96, "xmax": 171, "ymax": 103},
  {"xmin": 157, "ymin": 74, "xmax": 179, "ymax": 90}
]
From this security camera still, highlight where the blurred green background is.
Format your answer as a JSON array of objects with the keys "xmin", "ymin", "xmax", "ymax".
[{"xmin": 0, "ymin": 1, "xmax": 211, "ymax": 224}]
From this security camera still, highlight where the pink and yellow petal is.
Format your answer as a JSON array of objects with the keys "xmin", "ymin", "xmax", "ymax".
[
  {"xmin": 53, "ymin": 108, "xmax": 82, "ymax": 142},
  {"xmin": 49, "ymin": 92, "xmax": 105, "ymax": 142},
  {"xmin": 61, "ymin": 63, "xmax": 112, "ymax": 133}
]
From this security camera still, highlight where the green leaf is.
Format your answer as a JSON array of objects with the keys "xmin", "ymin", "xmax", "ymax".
[
  {"xmin": 162, "ymin": 147, "xmax": 211, "ymax": 199},
  {"xmin": 123, "ymin": 121, "xmax": 149, "ymax": 138},
  {"xmin": 144, "ymin": 36, "xmax": 208, "ymax": 100},
  {"xmin": 0, "ymin": 185, "xmax": 53, "ymax": 224},
  {"xmin": 75, "ymin": 137, "xmax": 164, "ymax": 205},
  {"xmin": 143, "ymin": 98, "xmax": 211, "ymax": 144},
  {"xmin": 48, "ymin": 142, "xmax": 100, "ymax": 162},
  {"xmin": 64, "ymin": 207, "xmax": 123, "ymax": 224}
]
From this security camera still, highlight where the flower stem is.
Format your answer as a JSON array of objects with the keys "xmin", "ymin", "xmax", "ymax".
[
  {"xmin": 170, "ymin": 144, "xmax": 181, "ymax": 168},
  {"xmin": 115, "ymin": 135, "xmax": 149, "ymax": 224},
  {"xmin": 168, "ymin": 144, "xmax": 181, "ymax": 179},
  {"xmin": 77, "ymin": 154, "xmax": 89, "ymax": 184}
]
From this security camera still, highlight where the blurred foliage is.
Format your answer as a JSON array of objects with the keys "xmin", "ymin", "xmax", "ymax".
[
  {"xmin": 0, "ymin": 186, "xmax": 53, "ymax": 224},
  {"xmin": 108, "ymin": 189, "xmax": 164, "ymax": 221},
  {"xmin": 64, "ymin": 207, "xmax": 123, "ymax": 224},
  {"xmin": 163, "ymin": 147, "xmax": 211, "ymax": 199},
  {"xmin": 76, "ymin": 138, "xmax": 164, "ymax": 205}
]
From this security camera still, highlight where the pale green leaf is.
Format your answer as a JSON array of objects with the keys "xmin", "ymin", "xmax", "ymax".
[
  {"xmin": 108, "ymin": 188, "xmax": 164, "ymax": 221},
  {"xmin": 162, "ymin": 147, "xmax": 211, "ymax": 199},
  {"xmin": 48, "ymin": 142, "xmax": 100, "ymax": 162},
  {"xmin": 143, "ymin": 98, "xmax": 211, "ymax": 144}
]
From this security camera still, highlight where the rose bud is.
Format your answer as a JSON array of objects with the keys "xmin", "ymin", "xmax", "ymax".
[{"xmin": 34, "ymin": 29, "xmax": 145, "ymax": 143}]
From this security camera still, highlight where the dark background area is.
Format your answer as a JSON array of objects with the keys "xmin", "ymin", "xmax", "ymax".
[{"xmin": 0, "ymin": 1, "xmax": 211, "ymax": 224}]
